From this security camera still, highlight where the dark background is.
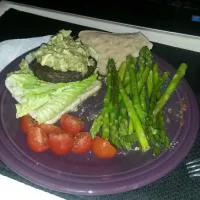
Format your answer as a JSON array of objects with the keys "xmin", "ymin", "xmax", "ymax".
[{"xmin": 8, "ymin": 0, "xmax": 200, "ymax": 36}]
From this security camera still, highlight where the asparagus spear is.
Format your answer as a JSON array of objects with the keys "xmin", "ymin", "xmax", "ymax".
[
  {"xmin": 152, "ymin": 63, "xmax": 159, "ymax": 87},
  {"xmin": 110, "ymin": 105, "xmax": 121, "ymax": 148},
  {"xmin": 127, "ymin": 55, "xmax": 145, "ymax": 122},
  {"xmin": 127, "ymin": 51, "xmax": 153, "ymax": 96},
  {"xmin": 118, "ymin": 61, "xmax": 127, "ymax": 81},
  {"xmin": 148, "ymin": 110, "xmax": 169, "ymax": 156},
  {"xmin": 119, "ymin": 100, "xmax": 132, "ymax": 150},
  {"xmin": 128, "ymin": 119, "xmax": 134, "ymax": 135},
  {"xmin": 139, "ymin": 48, "xmax": 153, "ymax": 112},
  {"xmin": 109, "ymin": 60, "xmax": 121, "ymax": 147},
  {"xmin": 137, "ymin": 63, "xmax": 150, "ymax": 93},
  {"xmin": 101, "ymin": 59, "xmax": 113, "ymax": 139},
  {"xmin": 155, "ymin": 79, "xmax": 170, "ymax": 150},
  {"xmin": 140, "ymin": 86, "xmax": 147, "ymax": 111},
  {"xmin": 90, "ymin": 110, "xmax": 103, "ymax": 139},
  {"xmin": 143, "ymin": 114, "xmax": 163, "ymax": 156},
  {"xmin": 149, "ymin": 72, "xmax": 169, "ymax": 113},
  {"xmin": 137, "ymin": 49, "xmax": 153, "ymax": 94},
  {"xmin": 157, "ymin": 111, "xmax": 170, "ymax": 149},
  {"xmin": 124, "ymin": 82, "xmax": 131, "ymax": 95},
  {"xmin": 120, "ymin": 134, "xmax": 137, "ymax": 143},
  {"xmin": 137, "ymin": 46, "xmax": 148, "ymax": 80},
  {"xmin": 145, "ymin": 71, "xmax": 169, "ymax": 155},
  {"xmin": 129, "ymin": 48, "xmax": 153, "ymax": 136},
  {"xmin": 127, "ymin": 55, "xmax": 145, "ymax": 137},
  {"xmin": 118, "ymin": 64, "xmax": 132, "ymax": 150},
  {"xmin": 119, "ymin": 80, "xmax": 150, "ymax": 152},
  {"xmin": 153, "ymin": 63, "xmax": 187, "ymax": 117},
  {"xmin": 147, "ymin": 66, "xmax": 174, "ymax": 154},
  {"xmin": 147, "ymin": 70, "xmax": 153, "ymax": 98},
  {"xmin": 145, "ymin": 46, "xmax": 153, "ymax": 65}
]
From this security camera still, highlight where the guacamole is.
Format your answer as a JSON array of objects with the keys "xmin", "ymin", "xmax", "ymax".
[{"xmin": 31, "ymin": 30, "xmax": 96, "ymax": 75}]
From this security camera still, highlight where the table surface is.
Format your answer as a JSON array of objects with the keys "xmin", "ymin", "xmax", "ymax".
[{"xmin": 0, "ymin": 3, "xmax": 200, "ymax": 200}]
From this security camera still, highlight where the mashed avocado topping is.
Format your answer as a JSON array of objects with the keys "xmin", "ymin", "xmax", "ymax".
[{"xmin": 31, "ymin": 30, "xmax": 96, "ymax": 75}]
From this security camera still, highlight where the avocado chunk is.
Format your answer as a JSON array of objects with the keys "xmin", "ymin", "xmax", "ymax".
[{"xmin": 31, "ymin": 30, "xmax": 98, "ymax": 76}]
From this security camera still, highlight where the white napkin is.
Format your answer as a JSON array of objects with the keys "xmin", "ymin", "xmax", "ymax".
[
  {"xmin": 0, "ymin": 35, "xmax": 51, "ymax": 72},
  {"xmin": 0, "ymin": 36, "xmax": 65, "ymax": 200},
  {"xmin": 0, "ymin": 175, "xmax": 65, "ymax": 200}
]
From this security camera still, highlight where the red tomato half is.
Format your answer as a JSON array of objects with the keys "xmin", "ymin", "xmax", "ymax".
[
  {"xmin": 38, "ymin": 124, "xmax": 61, "ymax": 135},
  {"xmin": 21, "ymin": 115, "xmax": 37, "ymax": 134},
  {"xmin": 92, "ymin": 136, "xmax": 117, "ymax": 159},
  {"xmin": 48, "ymin": 129, "xmax": 74, "ymax": 156},
  {"xmin": 72, "ymin": 132, "xmax": 92, "ymax": 154},
  {"xmin": 27, "ymin": 127, "xmax": 49, "ymax": 152},
  {"xmin": 60, "ymin": 114, "xmax": 84, "ymax": 135}
]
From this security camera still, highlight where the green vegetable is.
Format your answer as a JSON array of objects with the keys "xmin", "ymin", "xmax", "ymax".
[
  {"xmin": 90, "ymin": 110, "xmax": 104, "ymax": 139},
  {"xmin": 157, "ymin": 111, "xmax": 170, "ymax": 149},
  {"xmin": 147, "ymin": 70, "xmax": 153, "ymax": 98},
  {"xmin": 128, "ymin": 121, "xmax": 134, "ymax": 135},
  {"xmin": 31, "ymin": 30, "xmax": 97, "ymax": 75},
  {"xmin": 127, "ymin": 55, "xmax": 145, "ymax": 137},
  {"xmin": 31, "ymin": 75, "xmax": 100, "ymax": 123},
  {"xmin": 152, "ymin": 63, "xmax": 159, "ymax": 87},
  {"xmin": 120, "ymin": 134, "xmax": 137, "ymax": 143},
  {"xmin": 101, "ymin": 60, "xmax": 113, "ymax": 139},
  {"xmin": 119, "ymin": 80, "xmax": 150, "ymax": 152},
  {"xmin": 118, "ymin": 63, "xmax": 132, "ymax": 150},
  {"xmin": 153, "ymin": 63, "xmax": 187, "ymax": 117},
  {"xmin": 149, "ymin": 72, "xmax": 169, "ymax": 113},
  {"xmin": 127, "ymin": 55, "xmax": 145, "ymax": 122},
  {"xmin": 137, "ymin": 46, "xmax": 147, "ymax": 80},
  {"xmin": 110, "ymin": 105, "xmax": 121, "ymax": 148},
  {"xmin": 6, "ymin": 59, "xmax": 65, "ymax": 103},
  {"xmin": 90, "ymin": 48, "xmax": 186, "ymax": 156},
  {"xmin": 6, "ymin": 59, "xmax": 101, "ymax": 123},
  {"xmin": 118, "ymin": 61, "xmax": 127, "ymax": 81},
  {"xmin": 109, "ymin": 59, "xmax": 121, "ymax": 148},
  {"xmin": 138, "ymin": 67, "xmax": 150, "ymax": 94},
  {"xmin": 119, "ymin": 101, "xmax": 132, "ymax": 150},
  {"xmin": 140, "ymin": 86, "xmax": 147, "ymax": 111}
]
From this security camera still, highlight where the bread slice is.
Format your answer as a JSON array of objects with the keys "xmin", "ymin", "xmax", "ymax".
[{"xmin": 79, "ymin": 30, "xmax": 153, "ymax": 75}]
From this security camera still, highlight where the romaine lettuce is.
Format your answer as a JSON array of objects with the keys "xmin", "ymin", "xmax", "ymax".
[{"xmin": 5, "ymin": 59, "xmax": 101, "ymax": 123}]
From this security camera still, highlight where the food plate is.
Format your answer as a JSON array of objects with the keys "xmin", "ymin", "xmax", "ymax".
[{"xmin": 0, "ymin": 49, "xmax": 199, "ymax": 195}]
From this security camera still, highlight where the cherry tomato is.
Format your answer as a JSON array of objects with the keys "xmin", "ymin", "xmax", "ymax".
[
  {"xmin": 21, "ymin": 115, "xmax": 38, "ymax": 134},
  {"xmin": 27, "ymin": 127, "xmax": 49, "ymax": 152},
  {"xmin": 48, "ymin": 129, "xmax": 74, "ymax": 155},
  {"xmin": 72, "ymin": 132, "xmax": 92, "ymax": 154},
  {"xmin": 60, "ymin": 114, "xmax": 84, "ymax": 135},
  {"xmin": 38, "ymin": 124, "xmax": 61, "ymax": 135},
  {"xmin": 92, "ymin": 136, "xmax": 117, "ymax": 158}
]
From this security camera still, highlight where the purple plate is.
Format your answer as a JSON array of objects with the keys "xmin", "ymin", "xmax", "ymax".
[{"xmin": 0, "ymin": 51, "xmax": 199, "ymax": 195}]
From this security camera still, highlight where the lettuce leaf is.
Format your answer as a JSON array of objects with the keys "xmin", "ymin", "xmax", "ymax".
[
  {"xmin": 31, "ymin": 75, "xmax": 99, "ymax": 123},
  {"xmin": 5, "ymin": 59, "xmax": 101, "ymax": 123}
]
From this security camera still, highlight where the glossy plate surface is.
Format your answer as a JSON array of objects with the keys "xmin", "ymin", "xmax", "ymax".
[{"xmin": 0, "ymin": 51, "xmax": 199, "ymax": 195}]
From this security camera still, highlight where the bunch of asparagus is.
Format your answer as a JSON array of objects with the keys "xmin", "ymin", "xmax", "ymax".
[{"xmin": 90, "ymin": 47, "xmax": 187, "ymax": 156}]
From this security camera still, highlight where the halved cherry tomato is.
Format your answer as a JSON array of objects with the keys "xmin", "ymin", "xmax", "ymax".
[
  {"xmin": 48, "ymin": 129, "xmax": 74, "ymax": 155},
  {"xmin": 92, "ymin": 136, "xmax": 117, "ymax": 158},
  {"xmin": 37, "ymin": 124, "xmax": 61, "ymax": 135},
  {"xmin": 21, "ymin": 115, "xmax": 38, "ymax": 134},
  {"xmin": 27, "ymin": 127, "xmax": 49, "ymax": 152},
  {"xmin": 60, "ymin": 114, "xmax": 84, "ymax": 135},
  {"xmin": 72, "ymin": 132, "xmax": 92, "ymax": 154}
]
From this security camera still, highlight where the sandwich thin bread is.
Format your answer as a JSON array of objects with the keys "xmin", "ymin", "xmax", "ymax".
[{"xmin": 79, "ymin": 30, "xmax": 153, "ymax": 75}]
